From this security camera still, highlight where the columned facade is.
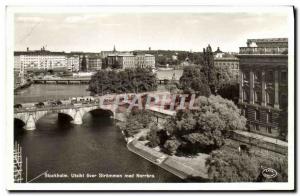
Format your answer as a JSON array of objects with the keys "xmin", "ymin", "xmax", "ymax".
[{"xmin": 238, "ymin": 38, "xmax": 288, "ymax": 140}]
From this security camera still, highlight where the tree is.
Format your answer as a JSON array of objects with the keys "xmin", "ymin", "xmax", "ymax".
[
  {"xmin": 202, "ymin": 45, "xmax": 217, "ymax": 93},
  {"xmin": 179, "ymin": 66, "xmax": 211, "ymax": 97},
  {"xmin": 88, "ymin": 67, "xmax": 157, "ymax": 94},
  {"xmin": 205, "ymin": 149, "xmax": 261, "ymax": 182},
  {"xmin": 81, "ymin": 55, "xmax": 87, "ymax": 72},
  {"xmin": 163, "ymin": 139, "xmax": 181, "ymax": 155},
  {"xmin": 206, "ymin": 149, "xmax": 288, "ymax": 182},
  {"xmin": 117, "ymin": 109, "xmax": 153, "ymax": 137},
  {"xmin": 147, "ymin": 124, "xmax": 161, "ymax": 147},
  {"xmin": 160, "ymin": 95, "xmax": 246, "ymax": 154}
]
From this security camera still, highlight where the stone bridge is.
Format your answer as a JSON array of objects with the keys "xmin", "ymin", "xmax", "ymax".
[{"xmin": 14, "ymin": 102, "xmax": 117, "ymax": 131}]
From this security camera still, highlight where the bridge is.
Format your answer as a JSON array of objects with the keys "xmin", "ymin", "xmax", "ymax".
[
  {"xmin": 32, "ymin": 78, "xmax": 90, "ymax": 84},
  {"xmin": 14, "ymin": 93, "xmax": 178, "ymax": 131},
  {"xmin": 14, "ymin": 97, "xmax": 119, "ymax": 131},
  {"xmin": 32, "ymin": 78, "xmax": 178, "ymax": 85}
]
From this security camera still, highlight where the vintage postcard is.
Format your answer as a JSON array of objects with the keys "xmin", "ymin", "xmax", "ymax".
[{"xmin": 6, "ymin": 5, "xmax": 295, "ymax": 191}]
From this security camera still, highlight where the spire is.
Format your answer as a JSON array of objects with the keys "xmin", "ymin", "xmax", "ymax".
[{"xmin": 113, "ymin": 45, "xmax": 116, "ymax": 52}]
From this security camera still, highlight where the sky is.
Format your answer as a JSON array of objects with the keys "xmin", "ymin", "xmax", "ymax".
[{"xmin": 14, "ymin": 12, "xmax": 289, "ymax": 52}]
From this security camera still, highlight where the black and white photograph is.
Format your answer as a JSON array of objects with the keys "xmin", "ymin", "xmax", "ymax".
[{"xmin": 4, "ymin": 4, "xmax": 295, "ymax": 191}]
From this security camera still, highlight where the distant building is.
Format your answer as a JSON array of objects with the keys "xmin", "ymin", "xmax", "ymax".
[
  {"xmin": 67, "ymin": 55, "xmax": 80, "ymax": 72},
  {"xmin": 101, "ymin": 45, "xmax": 133, "ymax": 58},
  {"xmin": 107, "ymin": 53, "xmax": 155, "ymax": 69},
  {"xmin": 14, "ymin": 48, "xmax": 103, "ymax": 73},
  {"xmin": 135, "ymin": 54, "xmax": 155, "ymax": 68},
  {"xmin": 14, "ymin": 55, "xmax": 26, "ymax": 86},
  {"xmin": 213, "ymin": 47, "xmax": 239, "ymax": 81},
  {"xmin": 237, "ymin": 38, "xmax": 288, "ymax": 140},
  {"xmin": 214, "ymin": 47, "xmax": 225, "ymax": 58},
  {"xmin": 107, "ymin": 54, "xmax": 136, "ymax": 69},
  {"xmin": 14, "ymin": 47, "xmax": 67, "ymax": 72},
  {"xmin": 70, "ymin": 52, "xmax": 102, "ymax": 72},
  {"xmin": 88, "ymin": 56, "xmax": 102, "ymax": 71}
]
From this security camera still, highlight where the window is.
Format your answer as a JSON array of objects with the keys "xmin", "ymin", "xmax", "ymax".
[
  {"xmin": 243, "ymin": 90, "xmax": 249, "ymax": 102},
  {"xmin": 266, "ymin": 91, "xmax": 274, "ymax": 106},
  {"xmin": 254, "ymin": 71, "xmax": 261, "ymax": 83},
  {"xmin": 266, "ymin": 112, "xmax": 272, "ymax": 123},
  {"xmin": 255, "ymin": 124, "xmax": 260, "ymax": 131},
  {"xmin": 243, "ymin": 71, "xmax": 249, "ymax": 82},
  {"xmin": 254, "ymin": 110, "xmax": 260, "ymax": 121},
  {"xmin": 266, "ymin": 71, "xmax": 274, "ymax": 83},
  {"xmin": 254, "ymin": 91, "xmax": 261, "ymax": 104},
  {"xmin": 280, "ymin": 94, "xmax": 288, "ymax": 109},
  {"xmin": 281, "ymin": 71, "xmax": 287, "ymax": 83},
  {"xmin": 241, "ymin": 109, "xmax": 248, "ymax": 118}
]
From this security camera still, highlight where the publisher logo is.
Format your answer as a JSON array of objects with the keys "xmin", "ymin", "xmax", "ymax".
[{"xmin": 262, "ymin": 168, "xmax": 278, "ymax": 179}]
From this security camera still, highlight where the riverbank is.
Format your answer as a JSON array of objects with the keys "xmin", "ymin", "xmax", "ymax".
[
  {"xmin": 14, "ymin": 81, "xmax": 33, "ymax": 92},
  {"xmin": 125, "ymin": 129, "xmax": 209, "ymax": 181}
]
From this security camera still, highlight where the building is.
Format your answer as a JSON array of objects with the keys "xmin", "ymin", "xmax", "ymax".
[
  {"xmin": 214, "ymin": 55, "xmax": 239, "ymax": 81},
  {"xmin": 107, "ymin": 53, "xmax": 155, "ymax": 69},
  {"xmin": 101, "ymin": 45, "xmax": 133, "ymax": 58},
  {"xmin": 135, "ymin": 54, "xmax": 155, "ymax": 68},
  {"xmin": 107, "ymin": 54, "xmax": 136, "ymax": 69},
  {"xmin": 14, "ymin": 47, "xmax": 67, "ymax": 72},
  {"xmin": 67, "ymin": 55, "xmax": 80, "ymax": 72},
  {"xmin": 237, "ymin": 38, "xmax": 288, "ymax": 140},
  {"xmin": 69, "ymin": 52, "xmax": 102, "ymax": 71},
  {"xmin": 214, "ymin": 47, "xmax": 225, "ymax": 58},
  {"xmin": 14, "ymin": 55, "xmax": 26, "ymax": 86},
  {"xmin": 88, "ymin": 56, "xmax": 102, "ymax": 71}
]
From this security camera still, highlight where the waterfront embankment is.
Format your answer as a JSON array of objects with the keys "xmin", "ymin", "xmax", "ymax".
[
  {"xmin": 126, "ymin": 129, "xmax": 209, "ymax": 181},
  {"xmin": 14, "ymin": 81, "xmax": 33, "ymax": 92}
]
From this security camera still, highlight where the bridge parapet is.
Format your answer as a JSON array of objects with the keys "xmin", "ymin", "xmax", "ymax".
[{"xmin": 14, "ymin": 101, "xmax": 117, "ymax": 131}]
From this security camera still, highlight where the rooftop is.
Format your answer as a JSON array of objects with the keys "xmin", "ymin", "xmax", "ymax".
[
  {"xmin": 247, "ymin": 38, "xmax": 288, "ymax": 43},
  {"xmin": 240, "ymin": 38, "xmax": 288, "ymax": 55}
]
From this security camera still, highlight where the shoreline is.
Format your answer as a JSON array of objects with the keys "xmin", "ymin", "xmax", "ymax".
[
  {"xmin": 123, "ymin": 130, "xmax": 209, "ymax": 181},
  {"xmin": 14, "ymin": 81, "xmax": 32, "ymax": 92}
]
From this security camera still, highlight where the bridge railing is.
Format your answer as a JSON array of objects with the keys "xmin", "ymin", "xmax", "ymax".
[{"xmin": 14, "ymin": 101, "xmax": 101, "ymax": 113}]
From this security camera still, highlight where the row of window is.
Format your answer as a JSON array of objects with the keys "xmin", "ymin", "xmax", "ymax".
[
  {"xmin": 242, "ymin": 109, "xmax": 272, "ymax": 123},
  {"xmin": 242, "ymin": 89, "xmax": 287, "ymax": 108},
  {"xmin": 243, "ymin": 90, "xmax": 274, "ymax": 106},
  {"xmin": 243, "ymin": 70, "xmax": 287, "ymax": 83},
  {"xmin": 215, "ymin": 62, "xmax": 239, "ymax": 69}
]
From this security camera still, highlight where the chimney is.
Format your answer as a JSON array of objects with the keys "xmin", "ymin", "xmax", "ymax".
[{"xmin": 26, "ymin": 47, "xmax": 29, "ymax": 52}]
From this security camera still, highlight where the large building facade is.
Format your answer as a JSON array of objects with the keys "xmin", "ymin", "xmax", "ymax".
[
  {"xmin": 107, "ymin": 54, "xmax": 155, "ymax": 69},
  {"xmin": 14, "ymin": 47, "xmax": 68, "ymax": 72},
  {"xmin": 14, "ymin": 48, "xmax": 103, "ymax": 74},
  {"xmin": 238, "ymin": 38, "xmax": 288, "ymax": 140},
  {"xmin": 135, "ymin": 54, "xmax": 156, "ymax": 69}
]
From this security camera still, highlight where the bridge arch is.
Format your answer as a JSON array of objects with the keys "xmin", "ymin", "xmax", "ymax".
[
  {"xmin": 35, "ymin": 110, "xmax": 75, "ymax": 123},
  {"xmin": 82, "ymin": 108, "xmax": 114, "ymax": 118},
  {"xmin": 14, "ymin": 117, "xmax": 26, "ymax": 127},
  {"xmin": 14, "ymin": 102, "xmax": 117, "ymax": 131}
]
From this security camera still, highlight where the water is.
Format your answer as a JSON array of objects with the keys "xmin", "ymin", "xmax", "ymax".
[
  {"xmin": 14, "ymin": 83, "xmax": 182, "ymax": 183},
  {"xmin": 14, "ymin": 84, "xmax": 91, "ymax": 104},
  {"xmin": 156, "ymin": 69, "xmax": 183, "ymax": 80}
]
